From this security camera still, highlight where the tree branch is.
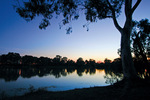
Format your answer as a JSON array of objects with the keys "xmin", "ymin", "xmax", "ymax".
[
  {"xmin": 112, "ymin": 11, "xmax": 123, "ymax": 33},
  {"xmin": 106, "ymin": 0, "xmax": 123, "ymax": 34},
  {"xmin": 125, "ymin": 0, "xmax": 132, "ymax": 17},
  {"xmin": 132, "ymin": 0, "xmax": 142, "ymax": 14}
]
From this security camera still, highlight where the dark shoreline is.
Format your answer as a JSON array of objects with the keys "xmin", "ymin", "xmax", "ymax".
[{"xmin": 5, "ymin": 79, "xmax": 150, "ymax": 100}]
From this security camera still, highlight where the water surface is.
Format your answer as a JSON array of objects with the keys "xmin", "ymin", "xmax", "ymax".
[{"xmin": 0, "ymin": 67, "xmax": 123, "ymax": 97}]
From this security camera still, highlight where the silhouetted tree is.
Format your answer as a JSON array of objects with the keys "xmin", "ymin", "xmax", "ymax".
[
  {"xmin": 22, "ymin": 55, "xmax": 37, "ymax": 65},
  {"xmin": 61, "ymin": 57, "xmax": 68, "ymax": 65},
  {"xmin": 85, "ymin": 60, "xmax": 89, "ymax": 65},
  {"xmin": 38, "ymin": 56, "xmax": 52, "ymax": 65},
  {"xmin": 55, "ymin": 55, "xmax": 62, "ymax": 60},
  {"xmin": 7, "ymin": 52, "xmax": 21, "ymax": 64},
  {"xmin": 67, "ymin": 59, "xmax": 75, "ymax": 66},
  {"xmin": 0, "ymin": 52, "xmax": 21, "ymax": 65},
  {"xmin": 62, "ymin": 57, "xmax": 68, "ymax": 62},
  {"xmin": 15, "ymin": 0, "xmax": 143, "ymax": 80},
  {"xmin": 0, "ymin": 55, "xmax": 1, "ymax": 64},
  {"xmin": 52, "ymin": 55, "xmax": 62, "ymax": 65},
  {"xmin": 0, "ymin": 54, "xmax": 8, "ymax": 65},
  {"xmin": 112, "ymin": 58, "xmax": 122, "ymax": 72},
  {"xmin": 76, "ymin": 57, "xmax": 85, "ymax": 66},
  {"xmin": 88, "ymin": 59, "xmax": 96, "ymax": 66},
  {"xmin": 104, "ymin": 58, "xmax": 111, "ymax": 64},
  {"xmin": 113, "ymin": 58, "xmax": 121, "ymax": 63},
  {"xmin": 131, "ymin": 19, "xmax": 150, "ymax": 65}
]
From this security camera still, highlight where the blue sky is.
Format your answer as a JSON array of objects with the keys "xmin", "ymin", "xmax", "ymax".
[{"xmin": 0, "ymin": 0, "xmax": 150, "ymax": 62}]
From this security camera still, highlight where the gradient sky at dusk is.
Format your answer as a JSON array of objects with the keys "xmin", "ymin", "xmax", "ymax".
[{"xmin": 0, "ymin": 0, "xmax": 150, "ymax": 62}]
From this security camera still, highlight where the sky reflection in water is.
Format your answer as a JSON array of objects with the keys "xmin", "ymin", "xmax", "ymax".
[{"xmin": 0, "ymin": 69, "xmax": 109, "ymax": 96}]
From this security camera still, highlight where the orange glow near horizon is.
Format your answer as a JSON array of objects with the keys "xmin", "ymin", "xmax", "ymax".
[{"xmin": 19, "ymin": 52, "xmax": 118, "ymax": 62}]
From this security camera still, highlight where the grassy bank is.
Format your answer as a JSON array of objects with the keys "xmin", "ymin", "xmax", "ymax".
[{"xmin": 5, "ymin": 79, "xmax": 150, "ymax": 100}]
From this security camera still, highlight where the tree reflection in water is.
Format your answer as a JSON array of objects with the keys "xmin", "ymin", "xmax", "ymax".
[
  {"xmin": 0, "ymin": 66, "xmax": 98, "ymax": 81},
  {"xmin": 0, "ymin": 65, "xmax": 149, "ymax": 83},
  {"xmin": 104, "ymin": 70, "xmax": 123, "ymax": 85}
]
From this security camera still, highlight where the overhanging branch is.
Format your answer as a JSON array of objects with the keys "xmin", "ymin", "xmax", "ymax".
[
  {"xmin": 132, "ymin": 0, "xmax": 142, "ymax": 14},
  {"xmin": 106, "ymin": 0, "xmax": 123, "ymax": 34}
]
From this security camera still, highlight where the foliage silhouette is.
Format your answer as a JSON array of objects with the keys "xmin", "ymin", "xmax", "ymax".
[
  {"xmin": 14, "ymin": 0, "xmax": 144, "ymax": 80},
  {"xmin": 0, "ymin": 52, "xmax": 21, "ymax": 65},
  {"xmin": 131, "ymin": 19, "xmax": 150, "ymax": 65},
  {"xmin": 104, "ymin": 58, "xmax": 112, "ymax": 64},
  {"xmin": 76, "ymin": 57, "xmax": 85, "ymax": 66}
]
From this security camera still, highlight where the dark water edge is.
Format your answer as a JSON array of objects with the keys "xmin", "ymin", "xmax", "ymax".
[
  {"xmin": 0, "ymin": 63, "xmax": 150, "ymax": 99},
  {"xmin": 0, "ymin": 64, "xmax": 123, "ymax": 98},
  {"xmin": 4, "ymin": 79, "xmax": 150, "ymax": 100}
]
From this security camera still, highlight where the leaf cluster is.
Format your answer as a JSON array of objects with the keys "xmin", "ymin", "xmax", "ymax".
[
  {"xmin": 131, "ymin": 19, "xmax": 150, "ymax": 58},
  {"xmin": 84, "ymin": 0, "xmax": 124, "ymax": 22},
  {"xmin": 15, "ymin": 0, "xmax": 124, "ymax": 32},
  {"xmin": 15, "ymin": 0, "xmax": 79, "ymax": 30}
]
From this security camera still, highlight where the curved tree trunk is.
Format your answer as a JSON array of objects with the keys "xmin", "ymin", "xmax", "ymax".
[
  {"xmin": 120, "ymin": 29, "xmax": 139, "ymax": 98},
  {"xmin": 119, "ymin": 0, "xmax": 141, "ymax": 80},
  {"xmin": 109, "ymin": 0, "xmax": 142, "ymax": 97},
  {"xmin": 121, "ymin": 30, "xmax": 138, "ymax": 80}
]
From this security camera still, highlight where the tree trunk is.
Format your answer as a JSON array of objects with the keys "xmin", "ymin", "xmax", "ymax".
[
  {"xmin": 108, "ymin": 0, "xmax": 142, "ymax": 81},
  {"xmin": 135, "ymin": 33, "xmax": 148, "ymax": 66},
  {"xmin": 119, "ymin": 29, "xmax": 140, "ymax": 98},
  {"xmin": 121, "ymin": 30, "xmax": 138, "ymax": 80}
]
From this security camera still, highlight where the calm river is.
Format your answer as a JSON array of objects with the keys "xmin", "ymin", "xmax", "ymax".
[{"xmin": 0, "ymin": 67, "xmax": 123, "ymax": 97}]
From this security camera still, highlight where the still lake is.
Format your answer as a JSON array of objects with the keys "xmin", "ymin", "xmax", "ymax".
[{"xmin": 0, "ymin": 67, "xmax": 123, "ymax": 97}]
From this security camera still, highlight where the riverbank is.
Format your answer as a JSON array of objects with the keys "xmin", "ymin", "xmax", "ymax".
[{"xmin": 6, "ymin": 79, "xmax": 150, "ymax": 100}]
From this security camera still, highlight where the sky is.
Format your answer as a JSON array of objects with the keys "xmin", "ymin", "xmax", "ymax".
[{"xmin": 0, "ymin": 0, "xmax": 150, "ymax": 62}]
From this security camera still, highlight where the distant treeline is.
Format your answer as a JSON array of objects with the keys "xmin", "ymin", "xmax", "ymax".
[
  {"xmin": 0, "ymin": 52, "xmax": 121, "ymax": 67},
  {"xmin": 0, "ymin": 52, "xmax": 150, "ymax": 80},
  {"xmin": 0, "ymin": 52, "xmax": 149, "ymax": 70}
]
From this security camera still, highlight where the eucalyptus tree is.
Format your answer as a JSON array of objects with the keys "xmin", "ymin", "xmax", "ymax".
[
  {"xmin": 131, "ymin": 19, "xmax": 150, "ymax": 65},
  {"xmin": 15, "ymin": 0, "xmax": 142, "ymax": 80}
]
